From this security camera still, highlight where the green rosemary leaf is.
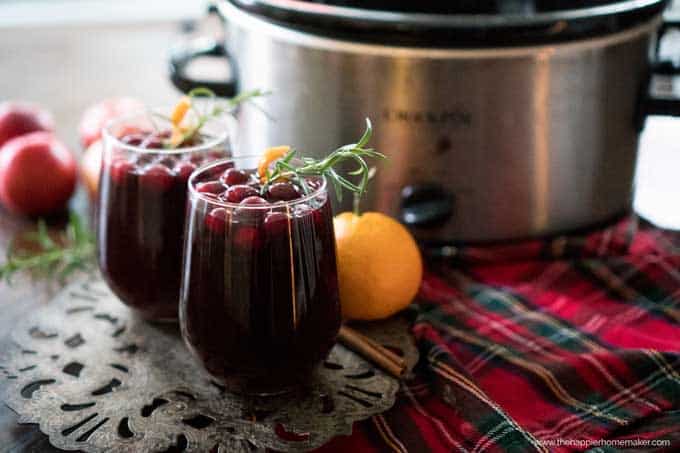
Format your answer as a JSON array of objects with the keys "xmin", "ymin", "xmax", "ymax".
[
  {"xmin": 37, "ymin": 220, "xmax": 56, "ymax": 249},
  {"xmin": 329, "ymin": 174, "xmax": 344, "ymax": 203},
  {"xmin": 0, "ymin": 213, "xmax": 95, "ymax": 285},
  {"xmin": 282, "ymin": 148, "xmax": 297, "ymax": 164},
  {"xmin": 58, "ymin": 261, "xmax": 81, "ymax": 284},
  {"xmin": 23, "ymin": 220, "xmax": 53, "ymax": 250},
  {"xmin": 356, "ymin": 118, "xmax": 372, "ymax": 147},
  {"xmin": 278, "ymin": 161, "xmax": 297, "ymax": 172},
  {"xmin": 360, "ymin": 150, "xmax": 386, "ymax": 159},
  {"xmin": 227, "ymin": 89, "xmax": 270, "ymax": 108},
  {"xmin": 187, "ymin": 87, "xmax": 217, "ymax": 100},
  {"xmin": 347, "ymin": 163, "xmax": 366, "ymax": 176},
  {"xmin": 328, "ymin": 168, "xmax": 360, "ymax": 192}
]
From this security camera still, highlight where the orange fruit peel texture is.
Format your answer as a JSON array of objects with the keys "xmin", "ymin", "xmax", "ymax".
[
  {"xmin": 258, "ymin": 146, "xmax": 290, "ymax": 179},
  {"xmin": 333, "ymin": 212, "xmax": 423, "ymax": 321},
  {"xmin": 171, "ymin": 96, "xmax": 192, "ymax": 126}
]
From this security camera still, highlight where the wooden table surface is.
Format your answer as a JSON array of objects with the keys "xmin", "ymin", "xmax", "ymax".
[{"xmin": 1, "ymin": 18, "xmax": 680, "ymax": 453}]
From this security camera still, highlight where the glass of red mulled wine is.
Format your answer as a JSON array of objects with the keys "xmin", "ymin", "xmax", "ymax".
[
  {"xmin": 179, "ymin": 157, "xmax": 341, "ymax": 394},
  {"xmin": 97, "ymin": 111, "xmax": 232, "ymax": 321}
]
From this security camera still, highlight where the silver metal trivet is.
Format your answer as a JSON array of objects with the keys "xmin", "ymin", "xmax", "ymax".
[{"xmin": 0, "ymin": 276, "xmax": 418, "ymax": 452}]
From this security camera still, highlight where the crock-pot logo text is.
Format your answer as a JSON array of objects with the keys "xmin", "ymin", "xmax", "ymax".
[{"xmin": 382, "ymin": 108, "xmax": 472, "ymax": 126}]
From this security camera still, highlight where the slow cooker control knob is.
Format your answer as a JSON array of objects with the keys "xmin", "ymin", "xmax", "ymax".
[{"xmin": 399, "ymin": 184, "xmax": 454, "ymax": 228}]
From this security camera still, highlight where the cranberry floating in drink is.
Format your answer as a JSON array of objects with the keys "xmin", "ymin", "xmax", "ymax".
[
  {"xmin": 180, "ymin": 121, "xmax": 382, "ymax": 394},
  {"xmin": 97, "ymin": 102, "xmax": 233, "ymax": 321}
]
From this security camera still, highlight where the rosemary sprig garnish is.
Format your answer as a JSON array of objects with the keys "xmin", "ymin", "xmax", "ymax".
[
  {"xmin": 0, "ymin": 213, "xmax": 95, "ymax": 284},
  {"xmin": 261, "ymin": 119, "xmax": 385, "ymax": 215},
  {"xmin": 168, "ymin": 87, "xmax": 269, "ymax": 148}
]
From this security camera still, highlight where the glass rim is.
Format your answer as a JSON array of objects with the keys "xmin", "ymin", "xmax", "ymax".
[
  {"xmin": 188, "ymin": 156, "xmax": 328, "ymax": 210},
  {"xmin": 101, "ymin": 108, "xmax": 231, "ymax": 155}
]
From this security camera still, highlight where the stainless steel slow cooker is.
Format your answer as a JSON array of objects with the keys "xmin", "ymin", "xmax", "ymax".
[{"xmin": 170, "ymin": 0, "xmax": 680, "ymax": 242}]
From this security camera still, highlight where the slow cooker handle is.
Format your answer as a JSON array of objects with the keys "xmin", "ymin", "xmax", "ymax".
[
  {"xmin": 169, "ymin": 38, "xmax": 238, "ymax": 98},
  {"xmin": 400, "ymin": 184, "xmax": 454, "ymax": 228},
  {"xmin": 644, "ymin": 18, "xmax": 680, "ymax": 117}
]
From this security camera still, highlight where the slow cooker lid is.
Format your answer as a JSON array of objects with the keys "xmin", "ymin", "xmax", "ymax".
[{"xmin": 224, "ymin": 0, "xmax": 669, "ymax": 46}]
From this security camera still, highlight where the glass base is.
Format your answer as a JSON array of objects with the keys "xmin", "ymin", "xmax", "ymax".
[
  {"xmin": 129, "ymin": 309, "xmax": 178, "ymax": 325},
  {"xmin": 206, "ymin": 368, "xmax": 317, "ymax": 397},
  {"xmin": 145, "ymin": 316, "xmax": 178, "ymax": 324},
  {"xmin": 215, "ymin": 376, "xmax": 305, "ymax": 397}
]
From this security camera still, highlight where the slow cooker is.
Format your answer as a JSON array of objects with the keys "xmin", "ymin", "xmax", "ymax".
[{"xmin": 170, "ymin": 0, "xmax": 680, "ymax": 242}]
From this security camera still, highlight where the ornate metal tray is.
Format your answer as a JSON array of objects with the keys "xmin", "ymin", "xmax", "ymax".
[{"xmin": 0, "ymin": 276, "xmax": 418, "ymax": 452}]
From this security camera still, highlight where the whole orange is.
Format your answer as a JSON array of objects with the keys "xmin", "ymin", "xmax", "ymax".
[{"xmin": 333, "ymin": 212, "xmax": 422, "ymax": 320}]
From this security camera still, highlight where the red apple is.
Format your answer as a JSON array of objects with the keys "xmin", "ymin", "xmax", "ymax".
[
  {"xmin": 0, "ymin": 132, "xmax": 77, "ymax": 216},
  {"xmin": 0, "ymin": 102, "xmax": 54, "ymax": 149},
  {"xmin": 79, "ymin": 97, "xmax": 144, "ymax": 148}
]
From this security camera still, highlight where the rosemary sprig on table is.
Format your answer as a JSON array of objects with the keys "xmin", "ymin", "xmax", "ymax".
[
  {"xmin": 0, "ymin": 213, "xmax": 95, "ymax": 284},
  {"xmin": 261, "ymin": 119, "xmax": 385, "ymax": 214}
]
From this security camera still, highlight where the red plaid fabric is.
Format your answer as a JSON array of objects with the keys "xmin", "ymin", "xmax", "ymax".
[{"xmin": 318, "ymin": 217, "xmax": 680, "ymax": 452}]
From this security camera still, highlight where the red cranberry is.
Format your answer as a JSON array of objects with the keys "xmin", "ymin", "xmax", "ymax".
[
  {"xmin": 189, "ymin": 154, "xmax": 205, "ymax": 165},
  {"xmin": 264, "ymin": 211, "xmax": 290, "ymax": 237},
  {"xmin": 267, "ymin": 182, "xmax": 302, "ymax": 202},
  {"xmin": 191, "ymin": 167, "xmax": 214, "ymax": 184},
  {"xmin": 174, "ymin": 161, "xmax": 196, "ymax": 183},
  {"xmin": 140, "ymin": 164, "xmax": 174, "ymax": 192},
  {"xmin": 207, "ymin": 149, "xmax": 228, "ymax": 160},
  {"xmin": 196, "ymin": 181, "xmax": 224, "ymax": 195},
  {"xmin": 240, "ymin": 195, "xmax": 268, "ymax": 206},
  {"xmin": 221, "ymin": 168, "xmax": 249, "ymax": 186},
  {"xmin": 233, "ymin": 196, "xmax": 268, "ymax": 225},
  {"xmin": 224, "ymin": 185, "xmax": 259, "ymax": 203},
  {"xmin": 234, "ymin": 226, "xmax": 261, "ymax": 249},
  {"xmin": 155, "ymin": 155, "xmax": 177, "ymax": 168},
  {"xmin": 205, "ymin": 207, "xmax": 229, "ymax": 234},
  {"xmin": 120, "ymin": 133, "xmax": 145, "ymax": 146},
  {"xmin": 143, "ymin": 139, "xmax": 164, "ymax": 149},
  {"xmin": 207, "ymin": 161, "xmax": 233, "ymax": 179},
  {"xmin": 110, "ymin": 159, "xmax": 136, "ymax": 184},
  {"xmin": 134, "ymin": 154, "xmax": 155, "ymax": 166},
  {"xmin": 141, "ymin": 131, "xmax": 169, "ymax": 149}
]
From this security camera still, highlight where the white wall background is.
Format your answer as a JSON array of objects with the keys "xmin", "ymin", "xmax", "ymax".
[{"xmin": 0, "ymin": 0, "xmax": 206, "ymax": 27}]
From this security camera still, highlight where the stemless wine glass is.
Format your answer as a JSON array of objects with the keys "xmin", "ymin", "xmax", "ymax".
[
  {"xmin": 180, "ymin": 158, "xmax": 341, "ymax": 395},
  {"xmin": 97, "ymin": 110, "xmax": 233, "ymax": 321}
]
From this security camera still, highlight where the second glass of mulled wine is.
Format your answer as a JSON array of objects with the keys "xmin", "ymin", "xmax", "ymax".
[{"xmin": 97, "ymin": 111, "xmax": 232, "ymax": 321}]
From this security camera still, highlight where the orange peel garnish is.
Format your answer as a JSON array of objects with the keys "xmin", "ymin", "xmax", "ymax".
[
  {"xmin": 258, "ymin": 145, "xmax": 290, "ymax": 179},
  {"xmin": 169, "ymin": 125, "xmax": 186, "ymax": 148},
  {"xmin": 171, "ymin": 96, "xmax": 192, "ymax": 126}
]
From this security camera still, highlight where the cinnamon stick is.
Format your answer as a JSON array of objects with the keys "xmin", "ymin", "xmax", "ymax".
[
  {"xmin": 360, "ymin": 331, "xmax": 407, "ymax": 368},
  {"xmin": 338, "ymin": 325, "xmax": 406, "ymax": 378}
]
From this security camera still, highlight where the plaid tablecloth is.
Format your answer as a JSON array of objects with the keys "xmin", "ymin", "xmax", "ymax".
[{"xmin": 319, "ymin": 217, "xmax": 680, "ymax": 452}]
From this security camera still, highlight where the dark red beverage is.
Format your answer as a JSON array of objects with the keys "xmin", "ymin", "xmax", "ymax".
[
  {"xmin": 179, "ymin": 158, "xmax": 341, "ymax": 394},
  {"xmin": 97, "ymin": 112, "xmax": 230, "ymax": 321}
]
